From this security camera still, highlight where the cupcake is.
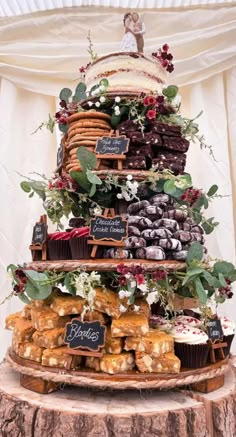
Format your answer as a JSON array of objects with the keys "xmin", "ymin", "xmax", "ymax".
[
  {"xmin": 171, "ymin": 324, "xmax": 210, "ymax": 368},
  {"xmin": 149, "ymin": 315, "xmax": 172, "ymax": 331},
  {"xmin": 220, "ymin": 316, "xmax": 235, "ymax": 357},
  {"xmin": 173, "ymin": 315, "xmax": 203, "ymax": 329},
  {"xmin": 69, "ymin": 227, "xmax": 91, "ymax": 259},
  {"xmin": 47, "ymin": 232, "xmax": 72, "ymax": 260}
]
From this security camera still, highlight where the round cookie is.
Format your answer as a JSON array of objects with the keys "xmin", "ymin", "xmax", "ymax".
[
  {"xmin": 67, "ymin": 111, "xmax": 111, "ymax": 124},
  {"xmin": 68, "ymin": 128, "xmax": 110, "ymax": 141}
]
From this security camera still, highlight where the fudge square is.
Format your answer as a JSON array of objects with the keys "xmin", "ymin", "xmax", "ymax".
[
  {"xmin": 31, "ymin": 306, "xmax": 70, "ymax": 331},
  {"xmin": 135, "ymin": 351, "xmax": 180, "ymax": 373},
  {"xmin": 111, "ymin": 313, "xmax": 149, "ymax": 337},
  {"xmin": 124, "ymin": 329, "xmax": 174, "ymax": 357}
]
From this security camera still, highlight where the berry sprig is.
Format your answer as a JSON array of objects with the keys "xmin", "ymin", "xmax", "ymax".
[
  {"xmin": 218, "ymin": 278, "xmax": 233, "ymax": 299},
  {"xmin": 13, "ymin": 270, "xmax": 28, "ymax": 295},
  {"xmin": 181, "ymin": 188, "xmax": 202, "ymax": 207},
  {"xmin": 152, "ymin": 44, "xmax": 174, "ymax": 73}
]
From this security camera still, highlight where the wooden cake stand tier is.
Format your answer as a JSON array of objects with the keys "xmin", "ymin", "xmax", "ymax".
[
  {"xmin": 6, "ymin": 349, "xmax": 229, "ymax": 391},
  {"xmin": 1, "ymin": 358, "xmax": 236, "ymax": 437},
  {"xmin": 25, "ymin": 259, "xmax": 186, "ymax": 272}
]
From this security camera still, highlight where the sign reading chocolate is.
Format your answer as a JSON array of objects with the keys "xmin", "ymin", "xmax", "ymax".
[
  {"xmin": 90, "ymin": 215, "xmax": 128, "ymax": 242},
  {"xmin": 206, "ymin": 319, "xmax": 223, "ymax": 342},
  {"xmin": 95, "ymin": 136, "xmax": 129, "ymax": 155},
  {"xmin": 57, "ymin": 142, "xmax": 64, "ymax": 168},
  {"xmin": 32, "ymin": 222, "xmax": 47, "ymax": 245},
  {"xmin": 64, "ymin": 319, "xmax": 106, "ymax": 351}
]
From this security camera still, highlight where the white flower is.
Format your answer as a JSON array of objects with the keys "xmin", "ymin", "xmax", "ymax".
[
  {"xmin": 126, "ymin": 175, "xmax": 133, "ymax": 181},
  {"xmin": 95, "ymin": 101, "xmax": 101, "ymax": 108},
  {"xmin": 115, "ymin": 96, "xmax": 121, "ymax": 103},
  {"xmin": 93, "ymin": 206, "xmax": 102, "ymax": 216},
  {"xmin": 146, "ymin": 291, "xmax": 158, "ymax": 306},
  {"xmin": 99, "ymin": 85, "xmax": 106, "ymax": 92},
  {"xmin": 90, "ymin": 271, "xmax": 101, "ymax": 283},
  {"xmin": 100, "ymin": 96, "xmax": 106, "ymax": 103},
  {"xmin": 114, "ymin": 105, "xmax": 120, "ymax": 111},
  {"xmin": 117, "ymin": 193, "xmax": 122, "ymax": 199},
  {"xmin": 133, "ymin": 305, "xmax": 140, "ymax": 312},
  {"xmin": 115, "ymin": 109, "xmax": 120, "ymax": 116},
  {"xmin": 94, "ymin": 88, "xmax": 100, "ymax": 95},
  {"xmin": 87, "ymin": 101, "xmax": 93, "ymax": 107},
  {"xmin": 119, "ymin": 304, "xmax": 127, "ymax": 313},
  {"xmin": 138, "ymin": 282, "xmax": 148, "ymax": 293},
  {"xmin": 119, "ymin": 290, "xmax": 126, "ymax": 299}
]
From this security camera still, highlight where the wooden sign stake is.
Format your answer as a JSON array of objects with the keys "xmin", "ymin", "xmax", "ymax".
[
  {"xmin": 96, "ymin": 130, "xmax": 128, "ymax": 171},
  {"xmin": 208, "ymin": 341, "xmax": 227, "ymax": 364},
  {"xmin": 88, "ymin": 208, "xmax": 125, "ymax": 259},
  {"xmin": 29, "ymin": 215, "xmax": 47, "ymax": 261}
]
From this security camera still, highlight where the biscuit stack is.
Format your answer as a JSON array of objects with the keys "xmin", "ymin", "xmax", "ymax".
[{"xmin": 65, "ymin": 111, "xmax": 112, "ymax": 173}]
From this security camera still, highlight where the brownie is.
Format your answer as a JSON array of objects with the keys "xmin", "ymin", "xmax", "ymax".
[
  {"xmin": 123, "ymin": 155, "xmax": 146, "ymax": 169},
  {"xmin": 128, "ymin": 144, "xmax": 153, "ymax": 159},
  {"xmin": 117, "ymin": 120, "xmax": 140, "ymax": 135},
  {"xmin": 130, "ymin": 131, "xmax": 162, "ymax": 146},
  {"xmin": 162, "ymin": 136, "xmax": 190, "ymax": 153},
  {"xmin": 152, "ymin": 159, "xmax": 185, "ymax": 175},
  {"xmin": 151, "ymin": 121, "xmax": 182, "ymax": 137}
]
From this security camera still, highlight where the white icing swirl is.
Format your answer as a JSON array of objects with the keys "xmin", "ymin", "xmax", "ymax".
[
  {"xmin": 220, "ymin": 316, "xmax": 235, "ymax": 336},
  {"xmin": 170, "ymin": 324, "xmax": 208, "ymax": 345},
  {"xmin": 174, "ymin": 315, "xmax": 202, "ymax": 328}
]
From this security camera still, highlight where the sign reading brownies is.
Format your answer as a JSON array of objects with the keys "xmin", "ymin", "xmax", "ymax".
[
  {"xmin": 65, "ymin": 319, "xmax": 106, "ymax": 351},
  {"xmin": 206, "ymin": 319, "xmax": 223, "ymax": 343},
  {"xmin": 90, "ymin": 215, "xmax": 128, "ymax": 242},
  {"xmin": 95, "ymin": 136, "xmax": 129, "ymax": 155}
]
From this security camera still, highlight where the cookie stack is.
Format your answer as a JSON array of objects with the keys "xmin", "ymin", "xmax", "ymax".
[
  {"xmin": 104, "ymin": 194, "xmax": 205, "ymax": 261},
  {"xmin": 65, "ymin": 111, "xmax": 112, "ymax": 173},
  {"xmin": 118, "ymin": 120, "xmax": 189, "ymax": 175}
]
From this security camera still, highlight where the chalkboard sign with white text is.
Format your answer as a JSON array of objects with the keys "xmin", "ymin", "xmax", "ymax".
[
  {"xmin": 64, "ymin": 319, "xmax": 106, "ymax": 351},
  {"xmin": 90, "ymin": 215, "xmax": 128, "ymax": 242},
  {"xmin": 206, "ymin": 319, "xmax": 223, "ymax": 342},
  {"xmin": 95, "ymin": 136, "xmax": 129, "ymax": 155},
  {"xmin": 32, "ymin": 223, "xmax": 47, "ymax": 245}
]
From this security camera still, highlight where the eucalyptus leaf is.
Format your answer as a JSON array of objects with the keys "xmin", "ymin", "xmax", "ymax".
[
  {"xmin": 59, "ymin": 123, "xmax": 69, "ymax": 133},
  {"xmin": 99, "ymin": 78, "xmax": 109, "ymax": 87},
  {"xmin": 70, "ymin": 171, "xmax": 91, "ymax": 192},
  {"xmin": 75, "ymin": 82, "xmax": 86, "ymax": 94},
  {"xmin": 194, "ymin": 277, "xmax": 207, "ymax": 304},
  {"xmin": 162, "ymin": 85, "xmax": 179, "ymax": 99},
  {"xmin": 77, "ymin": 147, "xmax": 97, "ymax": 172},
  {"xmin": 213, "ymin": 261, "xmax": 235, "ymax": 276},
  {"xmin": 20, "ymin": 181, "xmax": 31, "ymax": 193},
  {"xmin": 64, "ymin": 273, "xmax": 76, "ymax": 295},
  {"xmin": 203, "ymin": 196, "xmax": 209, "ymax": 209},
  {"xmin": 186, "ymin": 242, "xmax": 203, "ymax": 265},
  {"xmin": 163, "ymin": 179, "xmax": 176, "ymax": 195},
  {"xmin": 29, "ymin": 192, "xmax": 34, "ymax": 198},
  {"xmin": 25, "ymin": 271, "xmax": 52, "ymax": 300},
  {"xmin": 86, "ymin": 169, "xmax": 102, "ymax": 185},
  {"xmin": 89, "ymin": 183, "xmax": 96, "ymax": 197},
  {"xmin": 111, "ymin": 112, "xmax": 121, "ymax": 128},
  {"xmin": 18, "ymin": 293, "xmax": 31, "ymax": 304},
  {"xmin": 59, "ymin": 88, "xmax": 72, "ymax": 103},
  {"xmin": 218, "ymin": 273, "xmax": 227, "ymax": 287},
  {"xmin": 207, "ymin": 184, "xmax": 218, "ymax": 197}
]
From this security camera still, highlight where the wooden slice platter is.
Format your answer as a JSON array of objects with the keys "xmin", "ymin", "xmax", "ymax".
[{"xmin": 7, "ymin": 349, "xmax": 229, "ymax": 391}]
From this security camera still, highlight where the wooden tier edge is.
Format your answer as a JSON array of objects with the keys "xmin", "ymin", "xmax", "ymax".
[
  {"xmin": 6, "ymin": 349, "xmax": 229, "ymax": 391},
  {"xmin": 25, "ymin": 259, "xmax": 186, "ymax": 272}
]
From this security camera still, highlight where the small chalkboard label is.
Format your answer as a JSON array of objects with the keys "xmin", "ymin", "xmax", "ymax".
[
  {"xmin": 95, "ymin": 136, "xmax": 129, "ymax": 155},
  {"xmin": 206, "ymin": 319, "xmax": 223, "ymax": 343},
  {"xmin": 32, "ymin": 222, "xmax": 47, "ymax": 245},
  {"xmin": 57, "ymin": 142, "xmax": 64, "ymax": 168},
  {"xmin": 64, "ymin": 319, "xmax": 106, "ymax": 351},
  {"xmin": 90, "ymin": 215, "xmax": 128, "ymax": 242}
]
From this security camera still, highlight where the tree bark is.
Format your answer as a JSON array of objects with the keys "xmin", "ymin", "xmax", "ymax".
[{"xmin": 0, "ymin": 361, "xmax": 235, "ymax": 437}]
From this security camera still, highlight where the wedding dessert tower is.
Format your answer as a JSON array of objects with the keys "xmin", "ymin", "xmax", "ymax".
[{"xmin": 4, "ymin": 35, "xmax": 236, "ymax": 395}]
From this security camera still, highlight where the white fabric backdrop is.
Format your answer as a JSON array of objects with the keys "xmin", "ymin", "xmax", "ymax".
[{"xmin": 0, "ymin": 5, "xmax": 236, "ymax": 360}]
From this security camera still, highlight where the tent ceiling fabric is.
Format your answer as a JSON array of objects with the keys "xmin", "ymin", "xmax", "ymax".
[
  {"xmin": 1, "ymin": 0, "xmax": 236, "ymax": 16},
  {"xmin": 0, "ymin": 6, "xmax": 236, "ymax": 95}
]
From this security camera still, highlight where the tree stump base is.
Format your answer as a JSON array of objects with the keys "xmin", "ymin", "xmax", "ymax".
[{"xmin": 0, "ymin": 360, "xmax": 236, "ymax": 437}]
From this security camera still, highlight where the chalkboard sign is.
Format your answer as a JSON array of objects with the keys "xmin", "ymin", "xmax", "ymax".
[
  {"xmin": 32, "ymin": 222, "xmax": 47, "ymax": 245},
  {"xmin": 206, "ymin": 319, "xmax": 223, "ymax": 343},
  {"xmin": 64, "ymin": 319, "xmax": 106, "ymax": 351},
  {"xmin": 57, "ymin": 142, "xmax": 64, "ymax": 168},
  {"xmin": 90, "ymin": 215, "xmax": 128, "ymax": 242},
  {"xmin": 95, "ymin": 136, "xmax": 129, "ymax": 155}
]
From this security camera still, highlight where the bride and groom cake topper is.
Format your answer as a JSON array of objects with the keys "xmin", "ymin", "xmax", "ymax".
[{"xmin": 120, "ymin": 12, "xmax": 146, "ymax": 53}]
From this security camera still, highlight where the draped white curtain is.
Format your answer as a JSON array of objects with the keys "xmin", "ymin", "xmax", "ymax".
[{"xmin": 0, "ymin": 5, "xmax": 236, "ymax": 359}]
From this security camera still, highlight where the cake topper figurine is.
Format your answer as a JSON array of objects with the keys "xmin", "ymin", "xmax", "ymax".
[{"xmin": 120, "ymin": 12, "xmax": 146, "ymax": 53}]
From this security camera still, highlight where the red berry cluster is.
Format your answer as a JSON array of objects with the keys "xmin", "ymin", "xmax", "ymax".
[
  {"xmin": 152, "ymin": 44, "xmax": 174, "ymax": 73},
  {"xmin": 55, "ymin": 100, "xmax": 78, "ymax": 125},
  {"xmin": 219, "ymin": 278, "xmax": 233, "ymax": 299},
  {"xmin": 79, "ymin": 62, "xmax": 91, "ymax": 74},
  {"xmin": 13, "ymin": 270, "xmax": 28, "ymax": 295},
  {"xmin": 152, "ymin": 269, "xmax": 168, "ymax": 281},
  {"xmin": 143, "ymin": 95, "xmax": 167, "ymax": 120},
  {"xmin": 48, "ymin": 175, "xmax": 78, "ymax": 191},
  {"xmin": 181, "ymin": 188, "xmax": 202, "ymax": 207},
  {"xmin": 117, "ymin": 264, "xmax": 145, "ymax": 286}
]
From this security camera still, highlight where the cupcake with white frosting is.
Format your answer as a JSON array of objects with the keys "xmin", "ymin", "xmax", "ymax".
[
  {"xmin": 220, "ymin": 316, "xmax": 235, "ymax": 356},
  {"xmin": 173, "ymin": 315, "xmax": 203, "ymax": 329},
  {"xmin": 170, "ymin": 324, "xmax": 210, "ymax": 368}
]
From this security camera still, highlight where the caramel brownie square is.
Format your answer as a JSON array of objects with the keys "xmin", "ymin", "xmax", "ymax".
[
  {"xmin": 100, "ymin": 352, "xmax": 135, "ymax": 374},
  {"xmin": 162, "ymin": 136, "xmax": 190, "ymax": 153},
  {"xmin": 32, "ymin": 327, "xmax": 65, "ymax": 349},
  {"xmin": 51, "ymin": 294, "xmax": 85, "ymax": 316},
  {"xmin": 104, "ymin": 326, "xmax": 123, "ymax": 354},
  {"xmin": 31, "ymin": 307, "xmax": 70, "ymax": 331},
  {"xmin": 111, "ymin": 313, "xmax": 149, "ymax": 337},
  {"xmin": 14, "ymin": 319, "xmax": 35, "ymax": 342},
  {"xmin": 18, "ymin": 342, "xmax": 44, "ymax": 363},
  {"xmin": 135, "ymin": 351, "xmax": 180, "ymax": 373},
  {"xmin": 94, "ymin": 287, "xmax": 121, "ymax": 319},
  {"xmin": 42, "ymin": 347, "xmax": 81, "ymax": 369},
  {"xmin": 124, "ymin": 329, "xmax": 174, "ymax": 357},
  {"xmin": 21, "ymin": 304, "xmax": 32, "ymax": 319},
  {"xmin": 85, "ymin": 356, "xmax": 101, "ymax": 372},
  {"xmin": 5, "ymin": 312, "xmax": 22, "ymax": 330}
]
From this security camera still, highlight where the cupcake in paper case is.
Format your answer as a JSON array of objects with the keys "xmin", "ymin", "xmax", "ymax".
[
  {"xmin": 171, "ymin": 324, "xmax": 210, "ymax": 368},
  {"xmin": 220, "ymin": 316, "xmax": 235, "ymax": 357},
  {"xmin": 47, "ymin": 232, "xmax": 72, "ymax": 260},
  {"xmin": 69, "ymin": 227, "xmax": 91, "ymax": 259}
]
